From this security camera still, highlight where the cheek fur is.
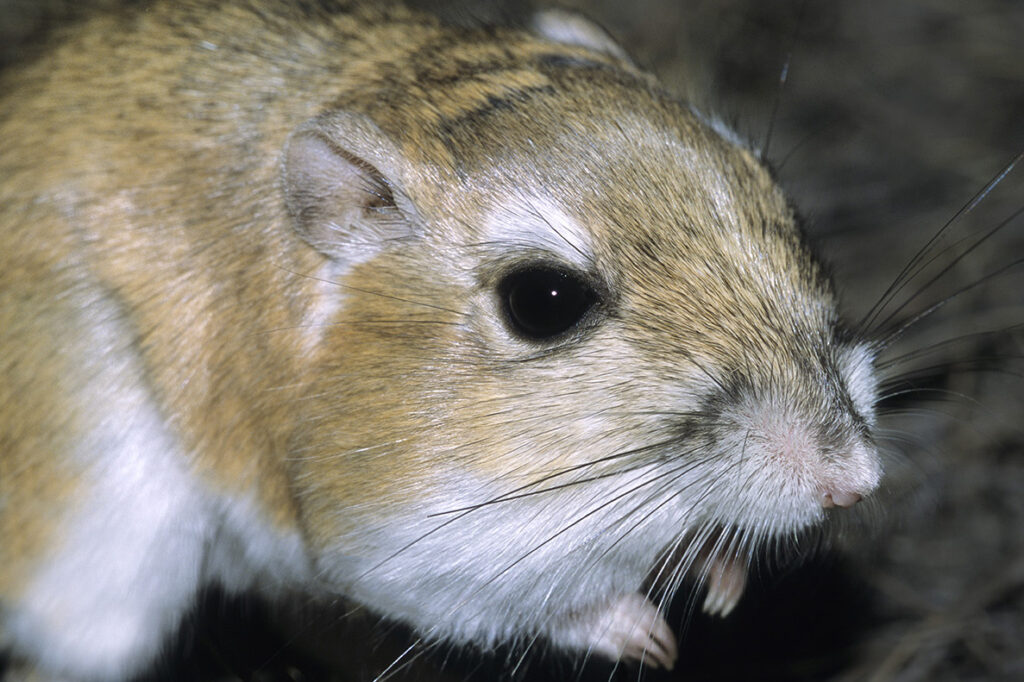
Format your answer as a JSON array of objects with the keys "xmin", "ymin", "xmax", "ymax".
[{"xmin": 842, "ymin": 343, "xmax": 881, "ymax": 425}]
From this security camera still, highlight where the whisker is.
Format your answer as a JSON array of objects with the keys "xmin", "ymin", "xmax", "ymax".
[
  {"xmin": 246, "ymin": 317, "xmax": 462, "ymax": 339},
  {"xmin": 583, "ymin": 455, "xmax": 726, "ymax": 571},
  {"xmin": 525, "ymin": 199, "xmax": 590, "ymax": 261},
  {"xmin": 883, "ymin": 358, "xmax": 1024, "ymax": 386},
  {"xmin": 761, "ymin": 0, "xmax": 807, "ymax": 163},
  {"xmin": 273, "ymin": 264, "xmax": 467, "ymax": 316},
  {"xmin": 371, "ymin": 637, "xmax": 422, "ymax": 682},
  {"xmin": 876, "ymin": 386, "xmax": 991, "ymax": 411},
  {"xmin": 427, "ymin": 436, "xmax": 685, "ymax": 517},
  {"xmin": 876, "ymin": 254, "xmax": 1024, "ymax": 348},
  {"xmin": 872, "ymin": 203, "xmax": 1024, "ymax": 338},
  {"xmin": 877, "ymin": 323, "xmax": 1024, "ymax": 370},
  {"xmin": 417, "ymin": 450, "xmax": 725, "ymax": 654},
  {"xmin": 859, "ymin": 150, "xmax": 1022, "ymax": 332},
  {"xmin": 354, "ymin": 435, "xmax": 691, "ymax": 588}
]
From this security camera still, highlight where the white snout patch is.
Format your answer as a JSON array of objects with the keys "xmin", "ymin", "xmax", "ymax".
[{"xmin": 841, "ymin": 342, "xmax": 880, "ymax": 424}]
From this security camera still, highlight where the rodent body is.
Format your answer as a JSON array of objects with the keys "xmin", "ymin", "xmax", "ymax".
[{"xmin": 0, "ymin": 1, "xmax": 882, "ymax": 679}]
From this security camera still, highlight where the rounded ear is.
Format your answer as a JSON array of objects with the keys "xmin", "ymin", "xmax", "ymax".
[
  {"xmin": 530, "ymin": 9, "xmax": 633, "ymax": 63},
  {"xmin": 283, "ymin": 111, "xmax": 419, "ymax": 264}
]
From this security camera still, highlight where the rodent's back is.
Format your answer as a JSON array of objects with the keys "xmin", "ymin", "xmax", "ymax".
[
  {"xmin": 0, "ymin": 1, "xmax": 417, "ymax": 536},
  {"xmin": 0, "ymin": 3, "xmax": 410, "ymax": 668}
]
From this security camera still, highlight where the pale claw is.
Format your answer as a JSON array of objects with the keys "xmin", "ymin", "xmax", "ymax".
[
  {"xmin": 555, "ymin": 592, "xmax": 678, "ymax": 670},
  {"xmin": 701, "ymin": 555, "xmax": 748, "ymax": 617}
]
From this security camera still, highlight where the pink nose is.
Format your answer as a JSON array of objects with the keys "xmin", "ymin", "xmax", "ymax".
[{"xmin": 821, "ymin": 490, "xmax": 863, "ymax": 508}]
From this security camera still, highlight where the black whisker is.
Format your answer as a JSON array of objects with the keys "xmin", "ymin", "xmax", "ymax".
[
  {"xmin": 872, "ymin": 203, "xmax": 1024, "ymax": 337},
  {"xmin": 876, "ymin": 386, "xmax": 990, "ymax": 410},
  {"xmin": 427, "ymin": 436, "xmax": 685, "ymax": 517},
  {"xmin": 877, "ymin": 255, "xmax": 1024, "ymax": 348},
  {"xmin": 412, "ymin": 461, "xmax": 716, "ymax": 654},
  {"xmin": 352, "ymin": 435, "xmax": 687, "ymax": 588},
  {"xmin": 877, "ymin": 323, "xmax": 1024, "ymax": 370},
  {"xmin": 273, "ymin": 264, "xmax": 466, "ymax": 316},
  {"xmin": 860, "ymin": 150, "xmax": 1023, "ymax": 332},
  {"xmin": 884, "ymin": 357, "xmax": 1024, "ymax": 385},
  {"xmin": 761, "ymin": 0, "xmax": 807, "ymax": 163}
]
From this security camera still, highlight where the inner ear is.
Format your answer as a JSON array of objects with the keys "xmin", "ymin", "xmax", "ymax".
[
  {"xmin": 283, "ymin": 113, "xmax": 416, "ymax": 264},
  {"xmin": 530, "ymin": 9, "xmax": 632, "ymax": 63}
]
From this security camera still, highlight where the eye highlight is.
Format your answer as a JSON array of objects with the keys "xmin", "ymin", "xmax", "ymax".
[{"xmin": 499, "ymin": 265, "xmax": 598, "ymax": 340}]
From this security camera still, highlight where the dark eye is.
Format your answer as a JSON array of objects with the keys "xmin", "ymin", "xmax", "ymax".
[{"xmin": 500, "ymin": 265, "xmax": 598, "ymax": 340}]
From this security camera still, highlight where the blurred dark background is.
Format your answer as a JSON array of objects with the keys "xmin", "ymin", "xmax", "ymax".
[{"xmin": 2, "ymin": 1, "xmax": 1022, "ymax": 680}]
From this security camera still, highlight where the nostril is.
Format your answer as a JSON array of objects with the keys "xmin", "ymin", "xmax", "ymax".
[{"xmin": 821, "ymin": 490, "xmax": 863, "ymax": 509}]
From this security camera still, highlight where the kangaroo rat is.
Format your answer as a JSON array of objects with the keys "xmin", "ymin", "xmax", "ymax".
[{"xmin": 0, "ymin": 1, "xmax": 883, "ymax": 679}]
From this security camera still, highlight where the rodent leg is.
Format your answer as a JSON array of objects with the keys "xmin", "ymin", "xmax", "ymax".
[
  {"xmin": 550, "ymin": 592, "xmax": 677, "ymax": 670},
  {"xmin": 701, "ymin": 555, "xmax": 748, "ymax": 617}
]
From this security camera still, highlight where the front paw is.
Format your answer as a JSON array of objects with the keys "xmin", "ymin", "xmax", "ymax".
[
  {"xmin": 701, "ymin": 554, "xmax": 748, "ymax": 617},
  {"xmin": 552, "ymin": 592, "xmax": 677, "ymax": 669}
]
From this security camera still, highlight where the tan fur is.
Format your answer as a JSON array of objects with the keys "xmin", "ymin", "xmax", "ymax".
[{"xmin": 0, "ymin": 1, "xmax": 878, "ymax": 677}]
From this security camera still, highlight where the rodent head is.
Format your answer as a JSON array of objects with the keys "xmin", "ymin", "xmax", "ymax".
[{"xmin": 280, "ymin": 19, "xmax": 881, "ymax": 650}]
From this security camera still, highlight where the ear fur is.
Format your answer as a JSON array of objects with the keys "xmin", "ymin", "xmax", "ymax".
[
  {"xmin": 530, "ymin": 9, "xmax": 632, "ymax": 63},
  {"xmin": 283, "ymin": 112, "xmax": 418, "ymax": 264}
]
